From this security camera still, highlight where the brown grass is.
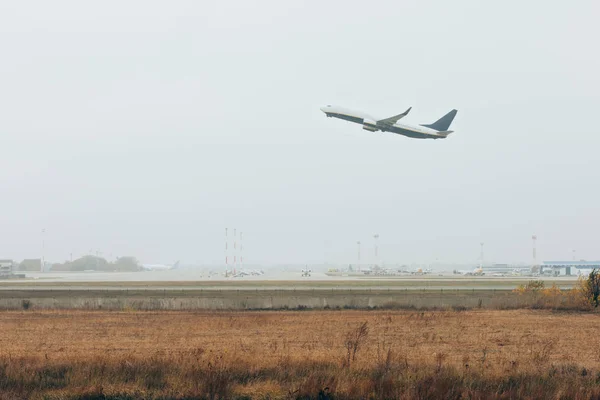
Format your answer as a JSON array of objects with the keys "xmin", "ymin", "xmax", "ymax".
[{"xmin": 1, "ymin": 309, "xmax": 600, "ymax": 399}]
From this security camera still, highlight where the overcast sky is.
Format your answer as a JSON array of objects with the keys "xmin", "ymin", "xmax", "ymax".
[{"xmin": 1, "ymin": 0, "xmax": 598, "ymax": 266}]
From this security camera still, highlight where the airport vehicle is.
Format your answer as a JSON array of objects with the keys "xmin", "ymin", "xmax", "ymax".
[
  {"xmin": 140, "ymin": 261, "xmax": 180, "ymax": 271},
  {"xmin": 321, "ymin": 105, "xmax": 457, "ymax": 139}
]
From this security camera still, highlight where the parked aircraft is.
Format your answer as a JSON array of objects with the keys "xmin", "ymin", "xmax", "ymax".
[
  {"xmin": 302, "ymin": 267, "xmax": 311, "ymax": 277},
  {"xmin": 232, "ymin": 269, "xmax": 265, "ymax": 277},
  {"xmin": 457, "ymin": 267, "xmax": 484, "ymax": 276},
  {"xmin": 140, "ymin": 261, "xmax": 180, "ymax": 271},
  {"xmin": 412, "ymin": 268, "xmax": 433, "ymax": 275},
  {"xmin": 321, "ymin": 105, "xmax": 457, "ymax": 139}
]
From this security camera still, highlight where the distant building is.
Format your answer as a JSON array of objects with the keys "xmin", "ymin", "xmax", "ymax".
[
  {"xmin": 0, "ymin": 259, "xmax": 15, "ymax": 278},
  {"xmin": 542, "ymin": 261, "xmax": 600, "ymax": 276}
]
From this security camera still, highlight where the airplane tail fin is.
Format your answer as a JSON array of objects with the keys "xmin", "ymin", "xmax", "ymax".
[
  {"xmin": 421, "ymin": 109, "xmax": 458, "ymax": 131},
  {"xmin": 172, "ymin": 261, "xmax": 180, "ymax": 270}
]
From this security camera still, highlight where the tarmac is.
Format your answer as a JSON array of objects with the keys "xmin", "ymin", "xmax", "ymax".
[{"xmin": 0, "ymin": 270, "xmax": 579, "ymax": 291}]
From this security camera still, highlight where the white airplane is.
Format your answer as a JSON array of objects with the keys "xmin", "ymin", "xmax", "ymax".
[
  {"xmin": 321, "ymin": 105, "xmax": 457, "ymax": 139},
  {"xmin": 140, "ymin": 261, "xmax": 180, "ymax": 271},
  {"xmin": 302, "ymin": 267, "xmax": 311, "ymax": 277},
  {"xmin": 458, "ymin": 267, "xmax": 484, "ymax": 276},
  {"xmin": 232, "ymin": 269, "xmax": 265, "ymax": 277},
  {"xmin": 411, "ymin": 268, "xmax": 432, "ymax": 275}
]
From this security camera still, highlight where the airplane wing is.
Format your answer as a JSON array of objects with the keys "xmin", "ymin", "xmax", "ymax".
[{"xmin": 377, "ymin": 107, "xmax": 412, "ymax": 125}]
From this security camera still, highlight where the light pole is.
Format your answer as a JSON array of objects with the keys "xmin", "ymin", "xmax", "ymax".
[
  {"xmin": 240, "ymin": 232, "xmax": 243, "ymax": 270},
  {"xmin": 357, "ymin": 241, "xmax": 361, "ymax": 272},
  {"xmin": 41, "ymin": 229, "xmax": 46, "ymax": 272},
  {"xmin": 480, "ymin": 242, "xmax": 484, "ymax": 269},
  {"xmin": 374, "ymin": 234, "xmax": 379, "ymax": 267},
  {"xmin": 225, "ymin": 228, "xmax": 228, "ymax": 276},
  {"xmin": 532, "ymin": 235, "xmax": 538, "ymax": 273}
]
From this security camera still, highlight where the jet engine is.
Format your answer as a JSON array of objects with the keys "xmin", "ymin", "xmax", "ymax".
[{"xmin": 362, "ymin": 119, "xmax": 378, "ymax": 132}]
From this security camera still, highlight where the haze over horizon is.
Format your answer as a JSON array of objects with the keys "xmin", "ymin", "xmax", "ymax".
[{"xmin": 1, "ymin": 1, "xmax": 599, "ymax": 266}]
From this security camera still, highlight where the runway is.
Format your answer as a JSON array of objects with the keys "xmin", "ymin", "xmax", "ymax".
[{"xmin": 0, "ymin": 270, "xmax": 579, "ymax": 291}]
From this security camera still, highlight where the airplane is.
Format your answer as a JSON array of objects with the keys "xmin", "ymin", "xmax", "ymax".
[
  {"xmin": 411, "ymin": 268, "xmax": 432, "ymax": 275},
  {"xmin": 457, "ymin": 267, "xmax": 484, "ymax": 276},
  {"xmin": 232, "ymin": 269, "xmax": 265, "ymax": 277},
  {"xmin": 140, "ymin": 261, "xmax": 180, "ymax": 271},
  {"xmin": 302, "ymin": 267, "xmax": 311, "ymax": 277},
  {"xmin": 320, "ymin": 105, "xmax": 457, "ymax": 139},
  {"xmin": 360, "ymin": 266, "xmax": 373, "ymax": 275}
]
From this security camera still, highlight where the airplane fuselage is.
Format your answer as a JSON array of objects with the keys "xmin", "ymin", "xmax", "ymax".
[
  {"xmin": 141, "ymin": 261, "xmax": 180, "ymax": 271},
  {"xmin": 321, "ymin": 105, "xmax": 451, "ymax": 139},
  {"xmin": 141, "ymin": 264, "xmax": 172, "ymax": 271}
]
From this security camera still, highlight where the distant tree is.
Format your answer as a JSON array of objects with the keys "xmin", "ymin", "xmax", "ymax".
[
  {"xmin": 568, "ymin": 269, "xmax": 600, "ymax": 310},
  {"xmin": 19, "ymin": 259, "xmax": 42, "ymax": 271},
  {"xmin": 526, "ymin": 280, "xmax": 545, "ymax": 292},
  {"xmin": 50, "ymin": 255, "xmax": 141, "ymax": 272},
  {"xmin": 51, "ymin": 255, "xmax": 109, "ymax": 271},
  {"xmin": 113, "ymin": 257, "xmax": 140, "ymax": 272},
  {"xmin": 586, "ymin": 269, "xmax": 600, "ymax": 308}
]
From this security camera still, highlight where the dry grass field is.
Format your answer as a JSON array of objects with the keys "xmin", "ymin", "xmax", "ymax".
[{"xmin": 1, "ymin": 309, "xmax": 600, "ymax": 399}]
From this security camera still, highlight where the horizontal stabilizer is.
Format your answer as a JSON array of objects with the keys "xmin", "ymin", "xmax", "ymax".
[
  {"xmin": 377, "ymin": 107, "xmax": 412, "ymax": 125},
  {"xmin": 436, "ymin": 130, "xmax": 453, "ymax": 136}
]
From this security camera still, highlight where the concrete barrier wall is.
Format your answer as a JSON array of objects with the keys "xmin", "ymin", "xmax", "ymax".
[{"xmin": 0, "ymin": 290, "xmax": 537, "ymax": 310}]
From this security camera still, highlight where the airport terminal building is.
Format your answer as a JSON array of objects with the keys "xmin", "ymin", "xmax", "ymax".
[
  {"xmin": 0, "ymin": 259, "xmax": 15, "ymax": 278},
  {"xmin": 542, "ymin": 261, "xmax": 600, "ymax": 276}
]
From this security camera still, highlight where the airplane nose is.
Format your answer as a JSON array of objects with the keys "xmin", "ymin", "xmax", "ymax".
[{"xmin": 320, "ymin": 105, "xmax": 332, "ymax": 115}]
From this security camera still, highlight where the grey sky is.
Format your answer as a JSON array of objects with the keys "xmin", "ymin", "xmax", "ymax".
[{"xmin": 1, "ymin": 0, "xmax": 598, "ymax": 265}]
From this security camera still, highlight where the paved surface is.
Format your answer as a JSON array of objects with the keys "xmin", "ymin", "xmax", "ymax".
[{"xmin": 0, "ymin": 273, "xmax": 578, "ymax": 291}]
